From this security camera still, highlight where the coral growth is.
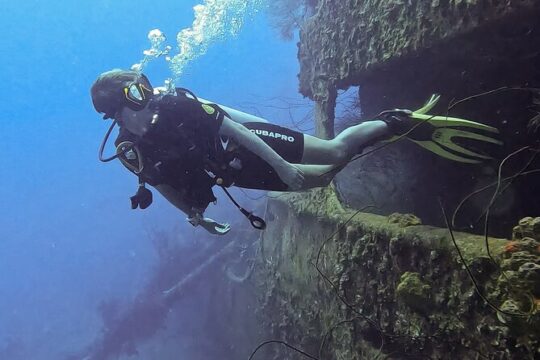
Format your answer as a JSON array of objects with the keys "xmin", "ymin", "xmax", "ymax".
[
  {"xmin": 396, "ymin": 271, "xmax": 431, "ymax": 312},
  {"xmin": 254, "ymin": 188, "xmax": 540, "ymax": 359},
  {"xmin": 388, "ymin": 213, "xmax": 422, "ymax": 228},
  {"xmin": 496, "ymin": 217, "xmax": 540, "ymax": 342}
]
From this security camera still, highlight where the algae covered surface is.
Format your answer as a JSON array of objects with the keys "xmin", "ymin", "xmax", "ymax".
[
  {"xmin": 298, "ymin": 0, "xmax": 540, "ymax": 100},
  {"xmin": 252, "ymin": 187, "xmax": 539, "ymax": 359},
  {"xmin": 252, "ymin": 1, "xmax": 540, "ymax": 358}
]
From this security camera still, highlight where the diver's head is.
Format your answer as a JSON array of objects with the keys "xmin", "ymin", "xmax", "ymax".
[{"xmin": 91, "ymin": 69, "xmax": 154, "ymax": 120}]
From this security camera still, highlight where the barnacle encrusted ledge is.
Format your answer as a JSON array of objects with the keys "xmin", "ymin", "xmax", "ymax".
[
  {"xmin": 298, "ymin": 0, "xmax": 540, "ymax": 139},
  {"xmin": 253, "ymin": 187, "xmax": 539, "ymax": 359},
  {"xmin": 299, "ymin": 0, "xmax": 540, "ymax": 100}
]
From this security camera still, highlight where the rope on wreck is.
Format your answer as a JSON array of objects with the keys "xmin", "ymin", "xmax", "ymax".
[
  {"xmin": 439, "ymin": 198, "xmax": 527, "ymax": 318},
  {"xmin": 247, "ymin": 340, "xmax": 319, "ymax": 360}
]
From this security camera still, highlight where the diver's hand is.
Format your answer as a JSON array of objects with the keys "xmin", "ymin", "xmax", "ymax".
[
  {"xmin": 187, "ymin": 214, "xmax": 231, "ymax": 235},
  {"xmin": 275, "ymin": 162, "xmax": 305, "ymax": 191},
  {"xmin": 200, "ymin": 218, "xmax": 231, "ymax": 236}
]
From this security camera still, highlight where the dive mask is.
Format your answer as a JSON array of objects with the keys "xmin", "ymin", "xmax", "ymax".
[{"xmin": 123, "ymin": 81, "xmax": 153, "ymax": 112}]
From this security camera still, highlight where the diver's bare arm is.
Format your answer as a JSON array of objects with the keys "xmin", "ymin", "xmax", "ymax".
[{"xmin": 219, "ymin": 117, "xmax": 304, "ymax": 189}]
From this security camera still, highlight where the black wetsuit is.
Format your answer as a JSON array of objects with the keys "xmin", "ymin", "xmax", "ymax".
[
  {"xmin": 228, "ymin": 122, "xmax": 304, "ymax": 191},
  {"xmin": 115, "ymin": 90, "xmax": 305, "ymax": 210},
  {"xmin": 115, "ymin": 91, "xmax": 224, "ymax": 211}
]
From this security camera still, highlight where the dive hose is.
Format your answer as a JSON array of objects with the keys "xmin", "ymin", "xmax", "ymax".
[{"xmin": 99, "ymin": 120, "xmax": 136, "ymax": 163}]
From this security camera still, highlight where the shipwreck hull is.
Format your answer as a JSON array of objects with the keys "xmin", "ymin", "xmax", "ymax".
[
  {"xmin": 295, "ymin": 0, "xmax": 540, "ymax": 235},
  {"xmin": 252, "ymin": 188, "xmax": 539, "ymax": 359}
]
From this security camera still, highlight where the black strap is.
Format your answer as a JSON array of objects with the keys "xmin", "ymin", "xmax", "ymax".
[
  {"xmin": 221, "ymin": 187, "xmax": 266, "ymax": 230},
  {"xmin": 176, "ymin": 87, "xmax": 200, "ymax": 101}
]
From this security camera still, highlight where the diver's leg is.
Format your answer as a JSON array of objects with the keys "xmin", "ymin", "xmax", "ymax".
[
  {"xmin": 294, "ymin": 163, "xmax": 344, "ymax": 189},
  {"xmin": 301, "ymin": 120, "xmax": 388, "ymax": 165}
]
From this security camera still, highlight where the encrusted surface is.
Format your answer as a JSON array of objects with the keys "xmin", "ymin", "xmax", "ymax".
[
  {"xmin": 298, "ymin": 0, "xmax": 540, "ymax": 100},
  {"xmin": 298, "ymin": 0, "xmax": 540, "ymax": 224},
  {"xmin": 253, "ymin": 188, "xmax": 539, "ymax": 359}
]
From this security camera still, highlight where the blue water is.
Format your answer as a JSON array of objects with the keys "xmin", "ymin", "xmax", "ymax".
[{"xmin": 0, "ymin": 1, "xmax": 306, "ymax": 358}]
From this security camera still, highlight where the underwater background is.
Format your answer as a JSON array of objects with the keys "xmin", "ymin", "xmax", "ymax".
[
  {"xmin": 1, "ymin": 0, "xmax": 540, "ymax": 359},
  {"xmin": 0, "ymin": 0, "xmax": 308, "ymax": 358}
]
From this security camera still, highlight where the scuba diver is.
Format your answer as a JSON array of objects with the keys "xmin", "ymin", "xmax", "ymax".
[{"xmin": 91, "ymin": 69, "xmax": 502, "ymax": 235}]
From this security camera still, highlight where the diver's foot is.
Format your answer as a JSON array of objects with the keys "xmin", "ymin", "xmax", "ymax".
[
  {"xmin": 374, "ymin": 95, "xmax": 503, "ymax": 164},
  {"xmin": 378, "ymin": 109, "xmax": 436, "ymax": 140}
]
